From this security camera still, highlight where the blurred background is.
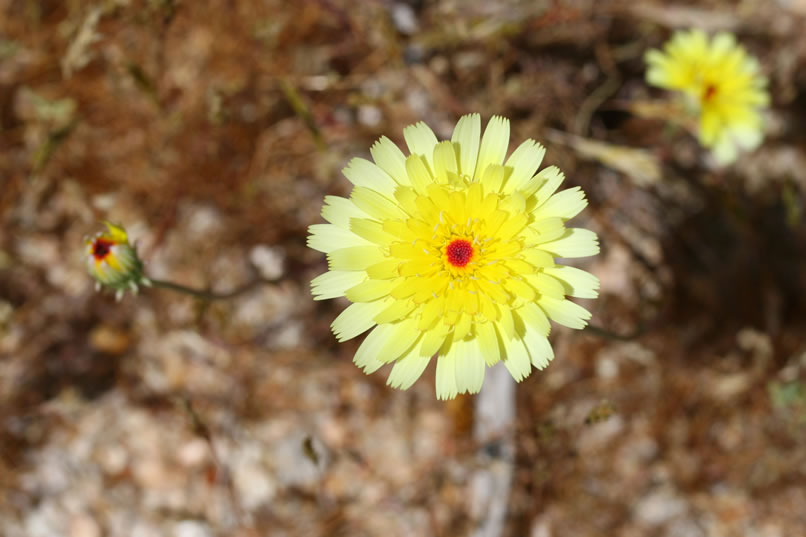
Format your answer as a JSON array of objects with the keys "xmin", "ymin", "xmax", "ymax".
[{"xmin": 2, "ymin": 1, "xmax": 806, "ymax": 536}]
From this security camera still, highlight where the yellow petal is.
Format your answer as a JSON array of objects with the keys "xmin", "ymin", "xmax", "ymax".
[
  {"xmin": 378, "ymin": 317, "xmax": 421, "ymax": 363},
  {"xmin": 520, "ymin": 248, "xmax": 555, "ymax": 268},
  {"xmin": 501, "ymin": 336, "xmax": 531, "ymax": 382},
  {"xmin": 343, "ymin": 157, "xmax": 397, "ymax": 198},
  {"xmin": 496, "ymin": 212, "xmax": 528, "ymax": 241},
  {"xmin": 526, "ymin": 272, "xmax": 565, "ymax": 299},
  {"xmin": 451, "ymin": 113, "xmax": 481, "ymax": 178},
  {"xmin": 544, "ymin": 265, "xmax": 599, "ymax": 298},
  {"xmin": 531, "ymin": 166, "xmax": 566, "ymax": 206},
  {"xmin": 539, "ymin": 228, "xmax": 600, "ymax": 258},
  {"xmin": 523, "ymin": 217, "xmax": 567, "ymax": 245},
  {"xmin": 453, "ymin": 313, "xmax": 472, "ymax": 341},
  {"xmin": 311, "ymin": 270, "xmax": 367, "ymax": 300},
  {"xmin": 435, "ymin": 342, "xmax": 459, "ymax": 400},
  {"xmin": 534, "ymin": 187, "xmax": 588, "ymax": 221},
  {"xmin": 476, "ymin": 321, "xmax": 501, "ymax": 366},
  {"xmin": 374, "ymin": 299, "xmax": 417, "ymax": 323},
  {"xmin": 503, "ymin": 277, "xmax": 536, "ymax": 301},
  {"xmin": 432, "ymin": 141, "xmax": 458, "ymax": 184},
  {"xmin": 475, "ymin": 278, "xmax": 510, "ymax": 304},
  {"xmin": 522, "ymin": 324, "xmax": 554, "ymax": 369},
  {"xmin": 474, "ymin": 115, "xmax": 510, "ymax": 180},
  {"xmin": 497, "ymin": 305, "xmax": 516, "ymax": 339},
  {"xmin": 371, "ymin": 136, "xmax": 410, "ymax": 185},
  {"xmin": 351, "ymin": 186, "xmax": 408, "ymax": 221},
  {"xmin": 478, "ymin": 292, "xmax": 500, "ymax": 322},
  {"xmin": 418, "ymin": 295, "xmax": 445, "ymax": 331},
  {"xmin": 403, "ymin": 121, "xmax": 439, "ymax": 169},
  {"xmin": 103, "ymin": 222, "xmax": 129, "ymax": 243},
  {"xmin": 454, "ymin": 337, "xmax": 485, "ymax": 395},
  {"xmin": 354, "ymin": 323, "xmax": 395, "ymax": 373},
  {"xmin": 387, "ymin": 337, "xmax": 431, "ymax": 389},
  {"xmin": 332, "ymin": 298, "xmax": 393, "ymax": 342},
  {"xmin": 477, "ymin": 262, "xmax": 511, "ymax": 283},
  {"xmin": 538, "ymin": 296, "xmax": 592, "ymax": 329},
  {"xmin": 366, "ymin": 259, "xmax": 401, "ymax": 279},
  {"xmin": 328, "ymin": 245, "xmax": 386, "ymax": 271},
  {"xmin": 421, "ymin": 323, "xmax": 450, "ymax": 358},
  {"xmin": 394, "ymin": 186, "xmax": 419, "ymax": 217},
  {"xmin": 345, "ymin": 279, "xmax": 396, "ymax": 302},
  {"xmin": 399, "ymin": 257, "xmax": 439, "ymax": 278},
  {"xmin": 503, "ymin": 139, "xmax": 545, "ymax": 194},
  {"xmin": 405, "ymin": 154, "xmax": 433, "ymax": 195},
  {"xmin": 320, "ymin": 195, "xmax": 367, "ymax": 228},
  {"xmin": 480, "ymin": 163, "xmax": 505, "ymax": 193},
  {"xmin": 349, "ymin": 218, "xmax": 395, "ymax": 245}
]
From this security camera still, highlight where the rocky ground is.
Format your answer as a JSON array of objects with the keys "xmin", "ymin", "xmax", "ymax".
[{"xmin": 2, "ymin": 1, "xmax": 806, "ymax": 536}]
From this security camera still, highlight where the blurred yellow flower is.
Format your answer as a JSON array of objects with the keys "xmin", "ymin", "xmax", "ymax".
[
  {"xmin": 645, "ymin": 29, "xmax": 769, "ymax": 164},
  {"xmin": 85, "ymin": 222, "xmax": 149, "ymax": 300},
  {"xmin": 308, "ymin": 114, "xmax": 600, "ymax": 399}
]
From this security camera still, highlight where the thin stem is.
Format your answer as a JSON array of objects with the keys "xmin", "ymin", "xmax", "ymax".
[
  {"xmin": 148, "ymin": 276, "xmax": 268, "ymax": 301},
  {"xmin": 584, "ymin": 322, "xmax": 646, "ymax": 341}
]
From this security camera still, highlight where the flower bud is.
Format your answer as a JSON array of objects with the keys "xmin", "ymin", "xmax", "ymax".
[{"xmin": 85, "ymin": 222, "xmax": 150, "ymax": 300}]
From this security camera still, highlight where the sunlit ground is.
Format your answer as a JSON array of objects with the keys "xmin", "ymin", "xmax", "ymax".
[{"xmin": 2, "ymin": 1, "xmax": 806, "ymax": 536}]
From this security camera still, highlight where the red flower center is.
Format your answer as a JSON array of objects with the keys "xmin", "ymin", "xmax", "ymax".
[
  {"xmin": 92, "ymin": 238, "xmax": 113, "ymax": 260},
  {"xmin": 703, "ymin": 84, "xmax": 717, "ymax": 101},
  {"xmin": 446, "ymin": 239, "xmax": 474, "ymax": 267}
]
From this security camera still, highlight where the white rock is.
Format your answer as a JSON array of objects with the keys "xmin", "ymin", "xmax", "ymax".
[
  {"xmin": 173, "ymin": 520, "xmax": 213, "ymax": 537},
  {"xmin": 357, "ymin": 105, "xmax": 382, "ymax": 127},
  {"xmin": 69, "ymin": 514, "xmax": 101, "ymax": 537},
  {"xmin": 596, "ymin": 356, "xmax": 619, "ymax": 379},
  {"xmin": 635, "ymin": 489, "xmax": 688, "ymax": 525},
  {"xmin": 97, "ymin": 445, "xmax": 128, "ymax": 475},
  {"xmin": 233, "ymin": 457, "xmax": 276, "ymax": 510},
  {"xmin": 183, "ymin": 203, "xmax": 223, "ymax": 241},
  {"xmin": 391, "ymin": 3, "xmax": 419, "ymax": 34},
  {"xmin": 177, "ymin": 438, "xmax": 209, "ymax": 467},
  {"xmin": 249, "ymin": 244, "xmax": 285, "ymax": 280}
]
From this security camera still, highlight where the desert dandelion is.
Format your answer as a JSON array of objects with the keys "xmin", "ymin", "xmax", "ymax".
[
  {"xmin": 308, "ymin": 114, "xmax": 600, "ymax": 399},
  {"xmin": 85, "ymin": 223, "xmax": 276, "ymax": 301},
  {"xmin": 85, "ymin": 222, "xmax": 150, "ymax": 300},
  {"xmin": 645, "ymin": 29, "xmax": 769, "ymax": 164}
]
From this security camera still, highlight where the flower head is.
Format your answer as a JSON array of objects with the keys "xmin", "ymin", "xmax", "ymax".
[
  {"xmin": 85, "ymin": 222, "xmax": 150, "ymax": 300},
  {"xmin": 645, "ymin": 29, "xmax": 769, "ymax": 164},
  {"xmin": 308, "ymin": 114, "xmax": 600, "ymax": 399}
]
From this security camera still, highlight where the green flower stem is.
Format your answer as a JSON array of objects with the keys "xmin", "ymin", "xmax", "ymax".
[
  {"xmin": 148, "ymin": 276, "xmax": 269, "ymax": 301},
  {"xmin": 584, "ymin": 322, "xmax": 645, "ymax": 341}
]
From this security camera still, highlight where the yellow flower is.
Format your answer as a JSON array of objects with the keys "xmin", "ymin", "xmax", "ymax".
[
  {"xmin": 645, "ymin": 29, "xmax": 769, "ymax": 164},
  {"xmin": 309, "ymin": 115, "xmax": 600, "ymax": 399},
  {"xmin": 85, "ymin": 222, "xmax": 149, "ymax": 300}
]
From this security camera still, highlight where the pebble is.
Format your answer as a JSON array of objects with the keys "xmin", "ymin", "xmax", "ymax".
[
  {"xmin": 89, "ymin": 325, "xmax": 131, "ymax": 355},
  {"xmin": 69, "ymin": 514, "xmax": 101, "ymax": 537},
  {"xmin": 97, "ymin": 445, "xmax": 128, "ymax": 475},
  {"xmin": 357, "ymin": 105, "xmax": 382, "ymax": 127},
  {"xmin": 391, "ymin": 3, "xmax": 419, "ymax": 34},
  {"xmin": 177, "ymin": 438, "xmax": 209, "ymax": 467},
  {"xmin": 173, "ymin": 520, "xmax": 213, "ymax": 537},
  {"xmin": 248, "ymin": 244, "xmax": 285, "ymax": 280},
  {"xmin": 635, "ymin": 489, "xmax": 688, "ymax": 525}
]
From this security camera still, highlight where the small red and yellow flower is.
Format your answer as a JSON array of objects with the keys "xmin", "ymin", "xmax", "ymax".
[{"xmin": 85, "ymin": 222, "xmax": 149, "ymax": 299}]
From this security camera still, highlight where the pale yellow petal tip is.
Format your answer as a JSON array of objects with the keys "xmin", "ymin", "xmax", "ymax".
[{"xmin": 459, "ymin": 112, "xmax": 481, "ymax": 123}]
